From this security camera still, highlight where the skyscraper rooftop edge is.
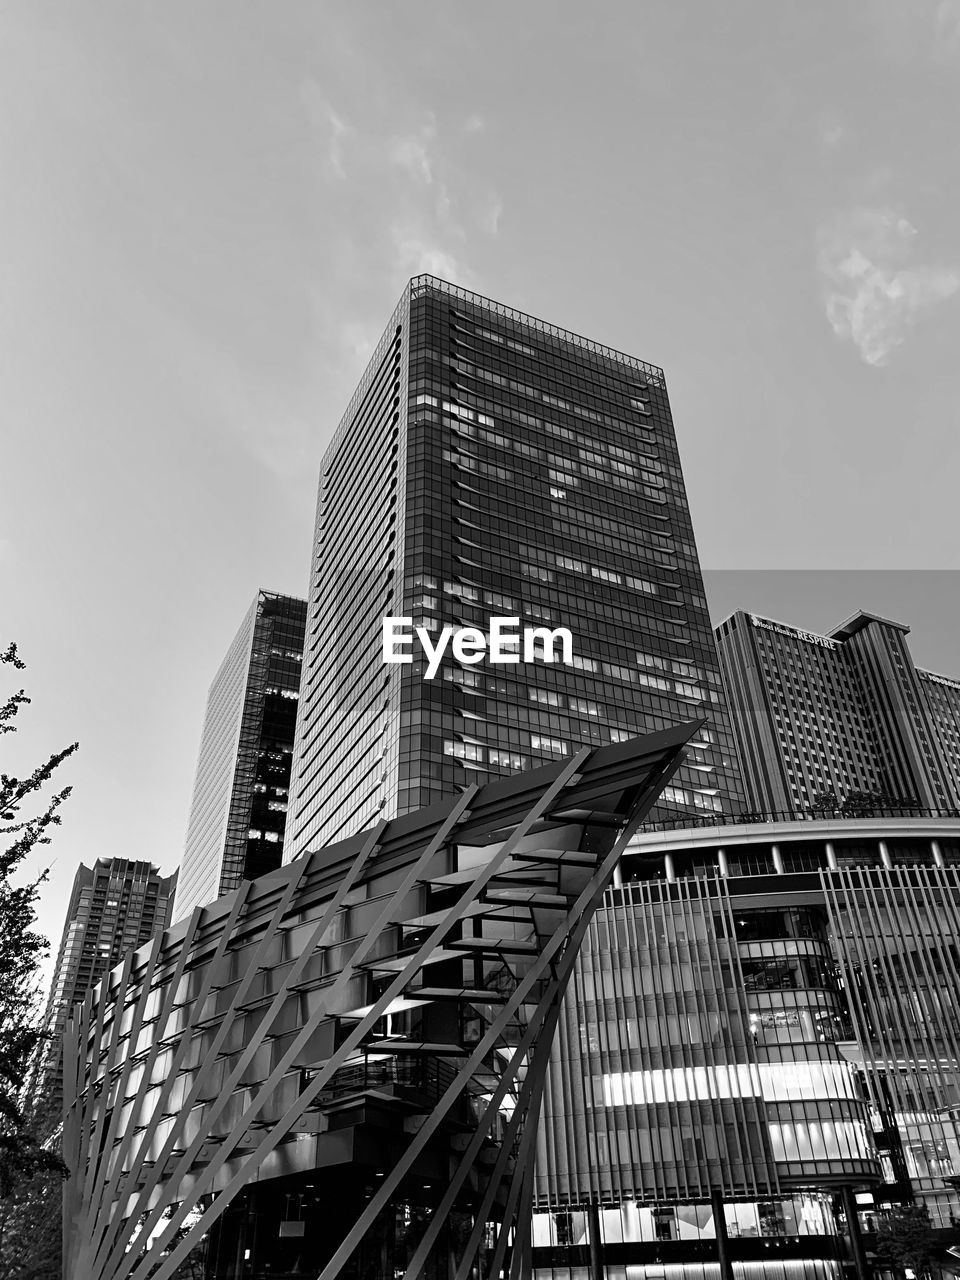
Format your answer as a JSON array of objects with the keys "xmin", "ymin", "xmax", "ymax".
[
  {"xmin": 715, "ymin": 606, "xmax": 915, "ymax": 646},
  {"xmin": 320, "ymin": 273, "xmax": 667, "ymax": 477},
  {"xmin": 919, "ymin": 666, "xmax": 960, "ymax": 688},
  {"xmin": 828, "ymin": 608, "xmax": 912, "ymax": 640},
  {"xmin": 409, "ymin": 273, "xmax": 665, "ymax": 380}
]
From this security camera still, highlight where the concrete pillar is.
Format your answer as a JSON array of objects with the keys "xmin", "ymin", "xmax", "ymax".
[
  {"xmin": 612, "ymin": 861, "xmax": 623, "ymax": 888},
  {"xmin": 717, "ymin": 848, "xmax": 729, "ymax": 878},
  {"xmin": 825, "ymin": 841, "xmax": 838, "ymax": 870},
  {"xmin": 878, "ymin": 840, "xmax": 892, "ymax": 869},
  {"xmin": 711, "ymin": 1188, "xmax": 734, "ymax": 1280},
  {"xmin": 664, "ymin": 853, "xmax": 677, "ymax": 883},
  {"xmin": 587, "ymin": 1201, "xmax": 603, "ymax": 1280},
  {"xmin": 840, "ymin": 1185, "xmax": 870, "ymax": 1280},
  {"xmin": 932, "ymin": 839, "xmax": 946, "ymax": 869},
  {"xmin": 771, "ymin": 844, "xmax": 784, "ymax": 874}
]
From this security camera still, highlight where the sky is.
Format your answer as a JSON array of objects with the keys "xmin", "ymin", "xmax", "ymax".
[{"xmin": 2, "ymin": 1, "xmax": 959, "ymax": 983}]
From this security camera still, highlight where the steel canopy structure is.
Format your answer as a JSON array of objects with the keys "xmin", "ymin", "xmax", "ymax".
[{"xmin": 63, "ymin": 725, "xmax": 695, "ymax": 1280}]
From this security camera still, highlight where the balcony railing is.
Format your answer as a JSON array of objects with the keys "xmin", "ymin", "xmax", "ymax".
[
  {"xmin": 305, "ymin": 1054, "xmax": 461, "ymax": 1107},
  {"xmin": 638, "ymin": 806, "xmax": 960, "ymax": 835}
]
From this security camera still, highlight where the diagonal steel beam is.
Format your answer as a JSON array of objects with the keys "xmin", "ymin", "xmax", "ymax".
[
  {"xmin": 315, "ymin": 862, "xmax": 626, "ymax": 1270},
  {"xmin": 61, "ymin": 1007, "xmax": 84, "ymax": 1278},
  {"xmin": 455, "ymin": 747, "xmax": 685, "ymax": 1280},
  {"xmin": 75, "ymin": 937, "xmax": 163, "ymax": 1234},
  {"xmin": 80, "ymin": 904, "xmax": 206, "ymax": 1275},
  {"xmin": 107, "ymin": 792, "xmax": 474, "ymax": 1280},
  {"xmin": 84, "ymin": 887, "xmax": 256, "ymax": 1279},
  {"xmin": 153, "ymin": 742, "xmax": 682, "ymax": 1280},
  {"xmin": 98, "ymin": 820, "xmax": 391, "ymax": 1280},
  {"xmin": 73, "ymin": 739, "xmax": 686, "ymax": 1280},
  {"xmin": 405, "ymin": 960, "xmax": 567, "ymax": 1280},
  {"xmin": 131, "ymin": 758, "xmax": 589, "ymax": 1280}
]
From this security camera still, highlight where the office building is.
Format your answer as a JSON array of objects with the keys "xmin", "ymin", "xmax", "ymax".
[
  {"xmin": 286, "ymin": 275, "xmax": 744, "ymax": 860},
  {"xmin": 62, "ymin": 730, "xmax": 691, "ymax": 1280},
  {"xmin": 533, "ymin": 810, "xmax": 960, "ymax": 1280},
  {"xmin": 174, "ymin": 590, "xmax": 306, "ymax": 922},
  {"xmin": 31, "ymin": 858, "xmax": 175, "ymax": 1110},
  {"xmin": 716, "ymin": 609, "xmax": 960, "ymax": 817}
]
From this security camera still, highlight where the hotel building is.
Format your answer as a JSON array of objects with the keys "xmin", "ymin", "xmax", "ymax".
[{"xmin": 716, "ymin": 610, "xmax": 960, "ymax": 817}]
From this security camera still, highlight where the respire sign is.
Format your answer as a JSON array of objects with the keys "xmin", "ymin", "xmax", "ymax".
[{"xmin": 382, "ymin": 617, "xmax": 573, "ymax": 680}]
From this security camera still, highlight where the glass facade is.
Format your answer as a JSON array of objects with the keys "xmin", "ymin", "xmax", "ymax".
[
  {"xmin": 716, "ymin": 609, "xmax": 960, "ymax": 815},
  {"xmin": 287, "ymin": 276, "xmax": 744, "ymax": 861},
  {"xmin": 823, "ymin": 863, "xmax": 960, "ymax": 1229},
  {"xmin": 532, "ymin": 818, "xmax": 960, "ymax": 1277},
  {"xmin": 175, "ymin": 591, "xmax": 306, "ymax": 922}
]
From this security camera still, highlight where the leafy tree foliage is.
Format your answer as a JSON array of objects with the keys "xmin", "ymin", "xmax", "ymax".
[
  {"xmin": 875, "ymin": 1203, "xmax": 942, "ymax": 1280},
  {"xmin": 0, "ymin": 1167, "xmax": 63, "ymax": 1280},
  {"xmin": 0, "ymin": 641, "xmax": 77, "ymax": 1278},
  {"xmin": 807, "ymin": 786, "xmax": 918, "ymax": 818},
  {"xmin": 807, "ymin": 787, "xmax": 842, "ymax": 816}
]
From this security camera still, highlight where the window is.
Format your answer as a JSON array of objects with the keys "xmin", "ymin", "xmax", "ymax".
[
  {"xmin": 530, "ymin": 688, "xmax": 563, "ymax": 707},
  {"xmin": 570, "ymin": 697, "xmax": 599, "ymax": 717}
]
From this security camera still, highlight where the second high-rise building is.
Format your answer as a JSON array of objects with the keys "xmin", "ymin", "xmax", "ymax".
[
  {"xmin": 174, "ymin": 590, "xmax": 306, "ymax": 921},
  {"xmin": 287, "ymin": 275, "xmax": 744, "ymax": 860}
]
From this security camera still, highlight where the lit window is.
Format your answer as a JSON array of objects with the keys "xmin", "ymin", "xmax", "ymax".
[{"xmin": 570, "ymin": 697, "xmax": 599, "ymax": 717}]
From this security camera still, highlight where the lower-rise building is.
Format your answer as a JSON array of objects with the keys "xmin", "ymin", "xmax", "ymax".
[
  {"xmin": 534, "ymin": 811, "xmax": 960, "ymax": 1280},
  {"xmin": 30, "ymin": 858, "xmax": 176, "ymax": 1114}
]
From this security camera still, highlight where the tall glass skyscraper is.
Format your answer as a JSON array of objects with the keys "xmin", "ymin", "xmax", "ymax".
[
  {"xmin": 174, "ymin": 590, "xmax": 306, "ymax": 921},
  {"xmin": 287, "ymin": 276, "xmax": 743, "ymax": 861}
]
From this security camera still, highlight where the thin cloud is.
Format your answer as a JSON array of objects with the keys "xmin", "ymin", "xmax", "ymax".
[
  {"xmin": 383, "ymin": 112, "xmax": 497, "ymax": 287},
  {"xmin": 482, "ymin": 195, "xmax": 503, "ymax": 235},
  {"xmin": 300, "ymin": 79, "xmax": 351, "ymax": 179},
  {"xmin": 389, "ymin": 118, "xmax": 437, "ymax": 186},
  {"xmin": 303, "ymin": 107, "xmax": 502, "ymax": 392},
  {"xmin": 818, "ymin": 207, "xmax": 960, "ymax": 366},
  {"xmin": 390, "ymin": 230, "xmax": 472, "ymax": 286}
]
